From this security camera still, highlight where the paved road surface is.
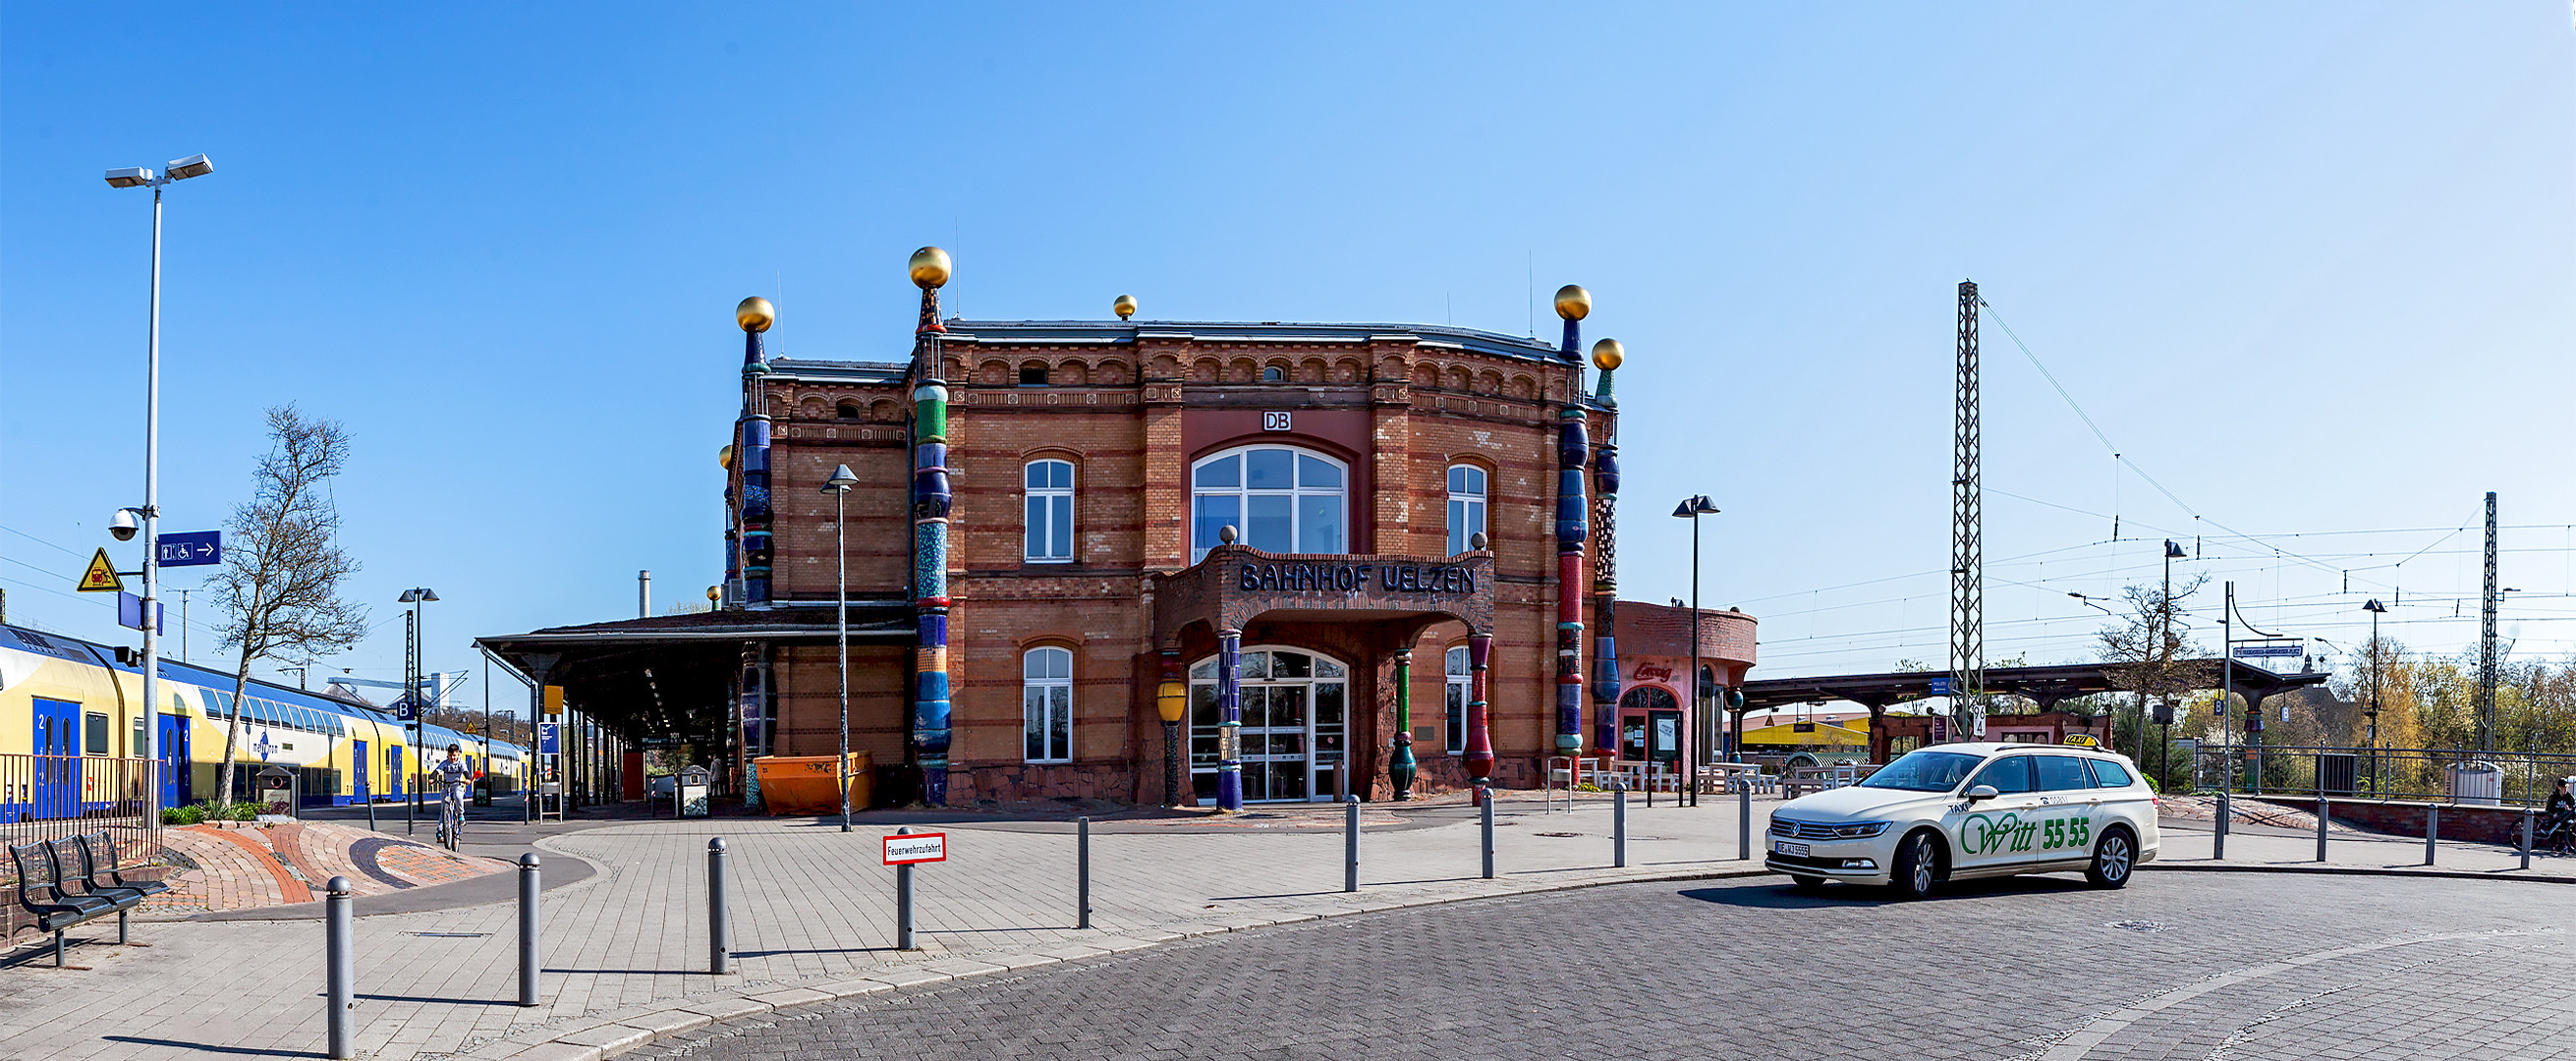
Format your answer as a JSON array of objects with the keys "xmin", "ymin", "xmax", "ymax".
[{"xmin": 633, "ymin": 872, "xmax": 2576, "ymax": 1061}]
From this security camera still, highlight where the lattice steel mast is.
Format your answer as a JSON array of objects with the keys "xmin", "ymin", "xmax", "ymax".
[
  {"xmin": 1949, "ymin": 281, "xmax": 1984, "ymax": 741},
  {"xmin": 2479, "ymin": 490, "xmax": 2498, "ymax": 754}
]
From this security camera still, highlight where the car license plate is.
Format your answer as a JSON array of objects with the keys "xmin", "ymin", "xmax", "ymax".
[{"xmin": 1772, "ymin": 840, "xmax": 1809, "ymax": 858}]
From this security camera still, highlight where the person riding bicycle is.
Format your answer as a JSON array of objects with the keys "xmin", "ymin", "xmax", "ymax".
[
  {"xmin": 428, "ymin": 744, "xmax": 478, "ymax": 843},
  {"xmin": 2542, "ymin": 778, "xmax": 2576, "ymax": 855}
]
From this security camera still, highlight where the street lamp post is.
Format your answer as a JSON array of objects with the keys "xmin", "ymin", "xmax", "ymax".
[
  {"xmin": 399, "ymin": 587, "xmax": 438, "ymax": 833},
  {"xmin": 823, "ymin": 464, "xmax": 859, "ymax": 832},
  {"xmin": 2154, "ymin": 539, "xmax": 2185, "ymax": 764},
  {"xmin": 1670, "ymin": 495, "xmax": 1717, "ymax": 808},
  {"xmin": 105, "ymin": 153, "xmax": 214, "ymax": 825},
  {"xmin": 2364, "ymin": 598, "xmax": 2386, "ymax": 796}
]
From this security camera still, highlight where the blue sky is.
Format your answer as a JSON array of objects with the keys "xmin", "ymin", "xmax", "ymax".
[{"xmin": 4, "ymin": 4, "xmax": 2572, "ymax": 706}]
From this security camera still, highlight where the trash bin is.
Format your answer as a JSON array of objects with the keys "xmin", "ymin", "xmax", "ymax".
[
  {"xmin": 254, "ymin": 765, "xmax": 296, "ymax": 817},
  {"xmin": 2447, "ymin": 761, "xmax": 2502, "ymax": 806},
  {"xmin": 678, "ymin": 765, "xmax": 712, "ymax": 818}
]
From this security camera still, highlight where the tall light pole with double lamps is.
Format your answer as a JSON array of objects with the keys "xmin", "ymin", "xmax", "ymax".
[
  {"xmin": 1670, "ymin": 495, "xmax": 1717, "ymax": 807},
  {"xmin": 823, "ymin": 464, "xmax": 859, "ymax": 832},
  {"xmin": 104, "ymin": 153, "xmax": 214, "ymax": 822},
  {"xmin": 2154, "ymin": 539, "xmax": 2185, "ymax": 763},
  {"xmin": 399, "ymin": 587, "xmax": 438, "ymax": 833}
]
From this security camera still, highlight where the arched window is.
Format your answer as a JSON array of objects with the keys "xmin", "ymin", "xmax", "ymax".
[
  {"xmin": 1260, "ymin": 365, "xmax": 1286, "ymax": 383},
  {"xmin": 1443, "ymin": 646, "xmax": 1471, "ymax": 754},
  {"xmin": 1022, "ymin": 646, "xmax": 1073, "ymax": 762},
  {"xmin": 1446, "ymin": 465, "xmax": 1487, "ymax": 556},
  {"xmin": 1190, "ymin": 445, "xmax": 1345, "ymax": 563},
  {"xmin": 836, "ymin": 402, "xmax": 863, "ymax": 419},
  {"xmin": 1024, "ymin": 460, "xmax": 1074, "ymax": 563}
]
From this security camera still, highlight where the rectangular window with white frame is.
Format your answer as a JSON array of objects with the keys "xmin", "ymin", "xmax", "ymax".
[
  {"xmin": 1025, "ymin": 460, "xmax": 1074, "ymax": 563},
  {"xmin": 1443, "ymin": 645, "xmax": 1470, "ymax": 754},
  {"xmin": 1023, "ymin": 646, "xmax": 1073, "ymax": 762},
  {"xmin": 1447, "ymin": 465, "xmax": 1487, "ymax": 556}
]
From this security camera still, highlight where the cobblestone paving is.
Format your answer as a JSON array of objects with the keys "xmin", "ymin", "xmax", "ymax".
[{"xmin": 633, "ymin": 873, "xmax": 2576, "ymax": 1061}]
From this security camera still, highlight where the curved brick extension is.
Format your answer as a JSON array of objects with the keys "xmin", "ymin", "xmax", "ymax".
[{"xmin": 136, "ymin": 822, "xmax": 510, "ymax": 916}]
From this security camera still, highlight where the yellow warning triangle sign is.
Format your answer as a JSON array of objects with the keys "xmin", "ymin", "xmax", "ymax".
[{"xmin": 78, "ymin": 548, "xmax": 124, "ymax": 592}]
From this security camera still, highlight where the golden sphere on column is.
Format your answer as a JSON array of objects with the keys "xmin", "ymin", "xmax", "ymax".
[
  {"xmin": 909, "ymin": 247, "xmax": 953, "ymax": 289},
  {"xmin": 736, "ymin": 297, "xmax": 775, "ymax": 333},
  {"xmin": 1553, "ymin": 285, "xmax": 1592, "ymax": 321},
  {"xmin": 718, "ymin": 444, "xmax": 735, "ymax": 470},
  {"xmin": 1591, "ymin": 338, "xmax": 1624, "ymax": 371},
  {"xmin": 1113, "ymin": 294, "xmax": 1138, "ymax": 320}
]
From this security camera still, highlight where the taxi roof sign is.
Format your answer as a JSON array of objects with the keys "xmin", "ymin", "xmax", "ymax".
[
  {"xmin": 2063, "ymin": 734, "xmax": 2100, "ymax": 748},
  {"xmin": 78, "ymin": 548, "xmax": 124, "ymax": 592}
]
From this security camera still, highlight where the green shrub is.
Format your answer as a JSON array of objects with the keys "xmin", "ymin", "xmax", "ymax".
[{"xmin": 161, "ymin": 805, "xmax": 206, "ymax": 825}]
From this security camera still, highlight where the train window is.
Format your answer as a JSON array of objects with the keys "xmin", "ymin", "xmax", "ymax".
[{"xmin": 85, "ymin": 712, "xmax": 110, "ymax": 754}]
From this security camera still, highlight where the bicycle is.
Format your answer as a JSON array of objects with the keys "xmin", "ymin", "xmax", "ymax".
[{"xmin": 437, "ymin": 787, "xmax": 467, "ymax": 851}]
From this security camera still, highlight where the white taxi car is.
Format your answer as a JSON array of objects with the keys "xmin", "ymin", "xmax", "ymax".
[{"xmin": 1764, "ymin": 741, "xmax": 2157, "ymax": 899}]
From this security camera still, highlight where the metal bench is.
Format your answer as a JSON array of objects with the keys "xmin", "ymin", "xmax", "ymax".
[
  {"xmin": 9, "ymin": 834, "xmax": 153, "ymax": 968},
  {"xmin": 73, "ymin": 831, "xmax": 165, "ymax": 928}
]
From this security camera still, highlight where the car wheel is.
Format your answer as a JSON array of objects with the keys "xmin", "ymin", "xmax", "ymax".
[
  {"xmin": 2087, "ymin": 827, "xmax": 2135, "ymax": 889},
  {"xmin": 1786, "ymin": 874, "xmax": 1825, "ymax": 892},
  {"xmin": 1888, "ymin": 830, "xmax": 1939, "ymax": 900}
]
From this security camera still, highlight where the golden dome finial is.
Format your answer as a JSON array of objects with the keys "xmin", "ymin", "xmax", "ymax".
[
  {"xmin": 718, "ymin": 444, "xmax": 735, "ymax": 470},
  {"xmin": 1591, "ymin": 338, "xmax": 1624, "ymax": 371},
  {"xmin": 1553, "ymin": 284, "xmax": 1592, "ymax": 321},
  {"xmin": 1113, "ymin": 294, "xmax": 1138, "ymax": 320},
  {"xmin": 736, "ymin": 297, "xmax": 775, "ymax": 333},
  {"xmin": 909, "ymin": 247, "xmax": 953, "ymax": 290}
]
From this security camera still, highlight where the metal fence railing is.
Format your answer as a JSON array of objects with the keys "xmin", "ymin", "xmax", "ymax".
[
  {"xmin": 0, "ymin": 754, "xmax": 164, "ymax": 885},
  {"xmin": 2189, "ymin": 744, "xmax": 2576, "ymax": 807}
]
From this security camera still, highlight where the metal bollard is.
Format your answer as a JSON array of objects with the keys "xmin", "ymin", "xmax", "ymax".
[
  {"xmin": 325, "ymin": 876, "xmax": 354, "ymax": 1059},
  {"xmin": 2315, "ymin": 792, "xmax": 2328, "ymax": 863},
  {"xmin": 1343, "ymin": 796, "xmax": 1360, "ymax": 893},
  {"xmin": 2214, "ymin": 788, "xmax": 2229, "ymax": 860},
  {"xmin": 1077, "ymin": 817, "xmax": 1092, "ymax": 929},
  {"xmin": 706, "ymin": 837, "xmax": 730, "ymax": 975},
  {"xmin": 518, "ymin": 854, "xmax": 540, "ymax": 1006},
  {"xmin": 2523, "ymin": 807, "xmax": 2536, "ymax": 871},
  {"xmin": 2425, "ymin": 806, "xmax": 2438, "ymax": 866},
  {"xmin": 894, "ymin": 826, "xmax": 917, "ymax": 950},
  {"xmin": 1738, "ymin": 777, "xmax": 1753, "ymax": 862},
  {"xmin": 1613, "ymin": 785, "xmax": 1628, "ymax": 868},
  {"xmin": 1480, "ymin": 788, "xmax": 1495, "ymax": 880}
]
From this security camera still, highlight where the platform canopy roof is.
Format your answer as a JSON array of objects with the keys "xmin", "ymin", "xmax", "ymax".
[
  {"xmin": 476, "ymin": 603, "xmax": 910, "ymax": 741},
  {"xmin": 1738, "ymin": 658, "xmax": 2330, "ymax": 713}
]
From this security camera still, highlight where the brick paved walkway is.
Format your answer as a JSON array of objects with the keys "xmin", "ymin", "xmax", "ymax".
[
  {"xmin": 0, "ymin": 790, "xmax": 2564, "ymax": 1061},
  {"xmin": 629, "ymin": 873, "xmax": 2576, "ymax": 1061}
]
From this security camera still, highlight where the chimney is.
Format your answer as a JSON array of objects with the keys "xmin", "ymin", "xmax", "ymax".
[{"xmin": 639, "ymin": 570, "xmax": 651, "ymax": 618}]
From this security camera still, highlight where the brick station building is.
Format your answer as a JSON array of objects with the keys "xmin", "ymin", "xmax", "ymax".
[{"xmin": 482, "ymin": 251, "xmax": 1758, "ymax": 810}]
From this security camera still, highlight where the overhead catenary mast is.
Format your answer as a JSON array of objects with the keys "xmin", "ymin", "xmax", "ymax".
[
  {"xmin": 2478, "ymin": 491, "xmax": 2498, "ymax": 754},
  {"xmin": 1949, "ymin": 281, "xmax": 1985, "ymax": 742}
]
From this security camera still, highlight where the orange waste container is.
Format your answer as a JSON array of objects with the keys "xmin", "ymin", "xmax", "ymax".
[{"xmin": 751, "ymin": 752, "xmax": 873, "ymax": 814}]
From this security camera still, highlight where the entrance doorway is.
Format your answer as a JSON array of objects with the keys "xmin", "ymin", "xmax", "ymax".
[{"xmin": 1189, "ymin": 647, "xmax": 1349, "ymax": 804}]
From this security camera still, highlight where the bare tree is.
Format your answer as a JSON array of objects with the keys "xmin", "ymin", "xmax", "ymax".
[
  {"xmin": 2097, "ymin": 574, "xmax": 2214, "ymax": 763},
  {"xmin": 209, "ymin": 408, "xmax": 368, "ymax": 807}
]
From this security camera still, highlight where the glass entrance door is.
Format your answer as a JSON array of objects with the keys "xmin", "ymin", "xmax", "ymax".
[{"xmin": 1189, "ymin": 647, "xmax": 1349, "ymax": 805}]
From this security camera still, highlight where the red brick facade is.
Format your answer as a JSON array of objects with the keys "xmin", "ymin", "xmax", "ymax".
[{"xmin": 742, "ymin": 317, "xmax": 1756, "ymax": 807}]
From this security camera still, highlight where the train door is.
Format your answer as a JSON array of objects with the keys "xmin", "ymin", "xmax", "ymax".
[
  {"xmin": 32, "ymin": 698, "xmax": 80, "ymax": 819},
  {"xmin": 387, "ymin": 745, "xmax": 403, "ymax": 798},
  {"xmin": 353, "ymin": 739, "xmax": 370, "ymax": 803},
  {"xmin": 159, "ymin": 713, "xmax": 192, "ymax": 809}
]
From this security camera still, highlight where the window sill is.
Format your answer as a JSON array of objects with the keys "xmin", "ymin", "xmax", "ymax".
[
  {"xmin": 1022, "ymin": 558, "xmax": 1076, "ymax": 565},
  {"xmin": 1022, "ymin": 758, "xmax": 1074, "ymax": 766}
]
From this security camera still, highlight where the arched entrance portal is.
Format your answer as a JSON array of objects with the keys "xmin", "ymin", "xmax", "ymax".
[
  {"xmin": 1619, "ymin": 686, "xmax": 1681, "ymax": 764},
  {"xmin": 1189, "ymin": 646, "xmax": 1350, "ymax": 804}
]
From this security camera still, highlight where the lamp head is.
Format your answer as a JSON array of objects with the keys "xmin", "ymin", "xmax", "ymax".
[
  {"xmin": 2364, "ymin": 598, "xmax": 2386, "ymax": 614},
  {"xmin": 163, "ymin": 154, "xmax": 214, "ymax": 180},
  {"xmin": 420, "ymin": 588, "xmax": 438, "ymax": 602},
  {"xmin": 399, "ymin": 589, "xmax": 420, "ymax": 603},
  {"xmin": 2164, "ymin": 539, "xmax": 2186, "ymax": 559},
  {"xmin": 104, "ymin": 167, "xmax": 155, "ymax": 189},
  {"xmin": 1154, "ymin": 679, "xmax": 1185, "ymax": 723},
  {"xmin": 908, "ymin": 247, "xmax": 952, "ymax": 290},
  {"xmin": 822, "ymin": 464, "xmax": 859, "ymax": 491}
]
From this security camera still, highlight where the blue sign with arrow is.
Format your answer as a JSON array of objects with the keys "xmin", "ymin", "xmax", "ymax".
[
  {"xmin": 158, "ymin": 530, "xmax": 221, "ymax": 567},
  {"xmin": 537, "ymin": 722, "xmax": 561, "ymax": 755}
]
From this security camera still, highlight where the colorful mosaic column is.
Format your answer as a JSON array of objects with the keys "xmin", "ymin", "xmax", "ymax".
[
  {"xmin": 909, "ymin": 248, "xmax": 954, "ymax": 806},
  {"xmin": 1591, "ymin": 338, "xmax": 1624, "ymax": 756},
  {"xmin": 736, "ymin": 298, "xmax": 776, "ymax": 608},
  {"xmin": 1553, "ymin": 287, "xmax": 1592, "ymax": 758},
  {"xmin": 1215, "ymin": 629, "xmax": 1244, "ymax": 810},
  {"xmin": 1386, "ymin": 649, "xmax": 1417, "ymax": 800},
  {"xmin": 1464, "ymin": 632, "xmax": 1494, "ymax": 792}
]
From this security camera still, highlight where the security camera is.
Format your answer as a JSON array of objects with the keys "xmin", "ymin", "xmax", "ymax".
[{"xmin": 109, "ymin": 509, "xmax": 140, "ymax": 541}]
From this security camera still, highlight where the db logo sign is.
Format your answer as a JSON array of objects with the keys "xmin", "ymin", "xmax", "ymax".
[{"xmin": 1263, "ymin": 412, "xmax": 1292, "ymax": 431}]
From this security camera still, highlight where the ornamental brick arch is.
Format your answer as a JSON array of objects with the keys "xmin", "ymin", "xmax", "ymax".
[
  {"xmin": 869, "ymin": 398, "xmax": 900, "ymax": 421},
  {"xmin": 1092, "ymin": 359, "xmax": 1131, "ymax": 385},
  {"xmin": 977, "ymin": 359, "xmax": 1012, "ymax": 386},
  {"xmin": 1508, "ymin": 374, "xmax": 1537, "ymax": 401},
  {"xmin": 1335, "ymin": 357, "xmax": 1366, "ymax": 382},
  {"xmin": 1192, "ymin": 357, "xmax": 1221, "ymax": 382},
  {"xmin": 1298, "ymin": 358, "xmax": 1328, "ymax": 382}
]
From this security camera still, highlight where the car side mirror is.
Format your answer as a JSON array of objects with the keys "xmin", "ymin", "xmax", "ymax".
[{"xmin": 1965, "ymin": 784, "xmax": 1999, "ymax": 803}]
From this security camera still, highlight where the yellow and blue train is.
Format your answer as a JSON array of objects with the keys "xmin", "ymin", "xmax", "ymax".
[{"xmin": 0, "ymin": 622, "xmax": 523, "ymax": 816}]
